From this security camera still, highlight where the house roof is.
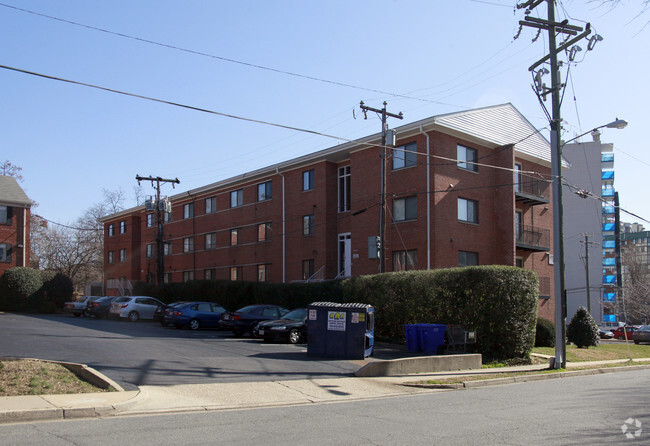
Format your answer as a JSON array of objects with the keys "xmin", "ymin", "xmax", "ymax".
[
  {"xmin": 102, "ymin": 103, "xmax": 552, "ymax": 221},
  {"xmin": 0, "ymin": 176, "xmax": 31, "ymax": 207}
]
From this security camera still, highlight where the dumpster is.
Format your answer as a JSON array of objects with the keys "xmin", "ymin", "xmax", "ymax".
[
  {"xmin": 404, "ymin": 323, "xmax": 446, "ymax": 354},
  {"xmin": 307, "ymin": 302, "xmax": 374, "ymax": 359}
]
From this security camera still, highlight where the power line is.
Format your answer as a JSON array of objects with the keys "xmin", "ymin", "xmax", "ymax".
[{"xmin": 0, "ymin": 2, "xmax": 459, "ymax": 107}]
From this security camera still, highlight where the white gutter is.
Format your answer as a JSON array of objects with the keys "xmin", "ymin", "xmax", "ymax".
[
  {"xmin": 276, "ymin": 167, "xmax": 286, "ymax": 283},
  {"xmin": 418, "ymin": 124, "xmax": 431, "ymax": 269},
  {"xmin": 22, "ymin": 207, "xmax": 27, "ymax": 267}
]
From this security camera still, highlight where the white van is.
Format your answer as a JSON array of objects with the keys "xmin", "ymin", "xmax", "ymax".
[{"xmin": 599, "ymin": 321, "xmax": 625, "ymax": 332}]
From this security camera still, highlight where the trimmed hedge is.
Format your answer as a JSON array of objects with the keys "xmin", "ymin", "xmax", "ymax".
[
  {"xmin": 535, "ymin": 317, "xmax": 555, "ymax": 347},
  {"xmin": 134, "ymin": 265, "xmax": 539, "ymax": 362},
  {"xmin": 342, "ymin": 266, "xmax": 539, "ymax": 362},
  {"xmin": 0, "ymin": 267, "xmax": 45, "ymax": 312}
]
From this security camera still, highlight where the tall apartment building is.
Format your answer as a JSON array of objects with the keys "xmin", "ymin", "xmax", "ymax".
[
  {"xmin": 563, "ymin": 133, "xmax": 617, "ymax": 324},
  {"xmin": 0, "ymin": 175, "xmax": 31, "ymax": 275},
  {"xmin": 620, "ymin": 223, "xmax": 650, "ymax": 324},
  {"xmin": 102, "ymin": 103, "xmax": 555, "ymax": 320}
]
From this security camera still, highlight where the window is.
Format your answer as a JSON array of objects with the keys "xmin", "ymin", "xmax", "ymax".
[
  {"xmin": 119, "ymin": 249, "xmax": 127, "ymax": 262},
  {"xmin": 204, "ymin": 269, "xmax": 216, "ymax": 280},
  {"xmin": 183, "ymin": 203, "xmax": 194, "ymax": 219},
  {"xmin": 393, "ymin": 142, "xmax": 417, "ymax": 170},
  {"xmin": 146, "ymin": 214, "xmax": 154, "ymax": 228},
  {"xmin": 163, "ymin": 273, "xmax": 171, "ymax": 284},
  {"xmin": 257, "ymin": 264, "xmax": 268, "ymax": 282},
  {"xmin": 0, "ymin": 243, "xmax": 11, "ymax": 262},
  {"xmin": 230, "ymin": 189, "xmax": 243, "ymax": 208},
  {"xmin": 230, "ymin": 266, "xmax": 241, "ymax": 281},
  {"xmin": 183, "ymin": 237, "xmax": 194, "ymax": 253},
  {"xmin": 516, "ymin": 257, "xmax": 524, "ymax": 268},
  {"xmin": 393, "ymin": 250, "xmax": 418, "ymax": 271},
  {"xmin": 458, "ymin": 251, "xmax": 479, "ymax": 266},
  {"xmin": 230, "ymin": 228, "xmax": 239, "ymax": 246},
  {"xmin": 393, "ymin": 196, "xmax": 417, "ymax": 222},
  {"xmin": 108, "ymin": 251, "xmax": 114, "ymax": 264},
  {"xmin": 205, "ymin": 196, "xmax": 216, "ymax": 214},
  {"xmin": 258, "ymin": 222, "xmax": 271, "ymax": 242},
  {"xmin": 338, "ymin": 166, "xmax": 351, "ymax": 212},
  {"xmin": 303, "ymin": 215, "xmax": 314, "ymax": 236},
  {"xmin": 205, "ymin": 232, "xmax": 217, "ymax": 250},
  {"xmin": 458, "ymin": 198, "xmax": 478, "ymax": 223},
  {"xmin": 257, "ymin": 181, "xmax": 272, "ymax": 201},
  {"xmin": 108, "ymin": 224, "xmax": 114, "ymax": 237},
  {"xmin": 120, "ymin": 221, "xmax": 127, "ymax": 234},
  {"xmin": 514, "ymin": 163, "xmax": 522, "ymax": 193},
  {"xmin": 0, "ymin": 206, "xmax": 7, "ymax": 224},
  {"xmin": 146, "ymin": 244, "xmax": 154, "ymax": 258},
  {"xmin": 183, "ymin": 271, "xmax": 194, "ymax": 282},
  {"xmin": 302, "ymin": 259, "xmax": 314, "ymax": 280},
  {"xmin": 163, "ymin": 242, "xmax": 172, "ymax": 256},
  {"xmin": 164, "ymin": 211, "xmax": 172, "ymax": 223},
  {"xmin": 303, "ymin": 170, "xmax": 314, "ymax": 191},
  {"xmin": 457, "ymin": 145, "xmax": 478, "ymax": 172}
]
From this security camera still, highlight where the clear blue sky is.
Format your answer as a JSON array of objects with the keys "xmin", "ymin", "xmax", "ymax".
[{"xmin": 2, "ymin": 0, "xmax": 648, "ymax": 233}]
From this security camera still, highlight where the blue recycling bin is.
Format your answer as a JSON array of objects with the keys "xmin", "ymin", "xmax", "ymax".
[
  {"xmin": 307, "ymin": 302, "xmax": 374, "ymax": 359},
  {"xmin": 404, "ymin": 323, "xmax": 447, "ymax": 354}
]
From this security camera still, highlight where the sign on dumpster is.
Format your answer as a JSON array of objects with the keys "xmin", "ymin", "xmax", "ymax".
[{"xmin": 327, "ymin": 311, "xmax": 346, "ymax": 331}]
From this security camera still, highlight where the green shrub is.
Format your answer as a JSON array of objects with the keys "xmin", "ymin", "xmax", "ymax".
[
  {"xmin": 41, "ymin": 272, "xmax": 73, "ymax": 309},
  {"xmin": 0, "ymin": 267, "xmax": 45, "ymax": 311},
  {"xmin": 567, "ymin": 307, "xmax": 599, "ymax": 348},
  {"xmin": 535, "ymin": 317, "xmax": 555, "ymax": 347}
]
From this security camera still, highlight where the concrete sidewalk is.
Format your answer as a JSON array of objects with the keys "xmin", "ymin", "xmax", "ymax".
[{"xmin": 2, "ymin": 356, "xmax": 650, "ymax": 424}]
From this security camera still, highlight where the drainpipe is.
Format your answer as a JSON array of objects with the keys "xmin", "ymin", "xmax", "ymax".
[
  {"xmin": 22, "ymin": 207, "xmax": 27, "ymax": 267},
  {"xmin": 276, "ymin": 167, "xmax": 286, "ymax": 283},
  {"xmin": 187, "ymin": 191, "xmax": 196, "ymax": 277},
  {"xmin": 418, "ymin": 124, "xmax": 431, "ymax": 269}
]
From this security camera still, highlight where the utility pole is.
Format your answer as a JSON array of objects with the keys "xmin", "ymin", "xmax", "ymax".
[
  {"xmin": 517, "ymin": 0, "xmax": 591, "ymax": 369},
  {"xmin": 136, "ymin": 175, "xmax": 180, "ymax": 286},
  {"xmin": 359, "ymin": 101, "xmax": 403, "ymax": 273},
  {"xmin": 580, "ymin": 233, "xmax": 598, "ymax": 314}
]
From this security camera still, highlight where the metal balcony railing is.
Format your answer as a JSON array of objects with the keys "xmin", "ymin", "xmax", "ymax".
[
  {"xmin": 516, "ymin": 225, "xmax": 550, "ymax": 252},
  {"xmin": 515, "ymin": 176, "xmax": 550, "ymax": 205}
]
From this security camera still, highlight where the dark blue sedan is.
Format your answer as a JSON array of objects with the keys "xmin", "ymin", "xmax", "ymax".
[{"xmin": 163, "ymin": 302, "xmax": 227, "ymax": 330}]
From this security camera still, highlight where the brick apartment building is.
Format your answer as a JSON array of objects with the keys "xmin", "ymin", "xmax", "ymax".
[
  {"xmin": 102, "ymin": 103, "xmax": 555, "ymax": 320},
  {"xmin": 0, "ymin": 175, "xmax": 31, "ymax": 276}
]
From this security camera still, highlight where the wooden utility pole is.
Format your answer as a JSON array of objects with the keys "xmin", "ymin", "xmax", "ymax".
[
  {"xmin": 136, "ymin": 175, "xmax": 180, "ymax": 285},
  {"xmin": 359, "ymin": 101, "xmax": 403, "ymax": 273}
]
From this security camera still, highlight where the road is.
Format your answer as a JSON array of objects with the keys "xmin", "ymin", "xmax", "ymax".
[
  {"xmin": 1, "ymin": 368, "xmax": 648, "ymax": 444},
  {"xmin": 0, "ymin": 313, "xmax": 360, "ymax": 390}
]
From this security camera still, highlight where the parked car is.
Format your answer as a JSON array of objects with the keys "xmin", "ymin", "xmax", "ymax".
[
  {"xmin": 63, "ymin": 296, "xmax": 100, "ymax": 317},
  {"xmin": 86, "ymin": 296, "xmax": 118, "ymax": 319},
  {"xmin": 163, "ymin": 301, "xmax": 227, "ymax": 330},
  {"xmin": 612, "ymin": 326, "xmax": 637, "ymax": 340},
  {"xmin": 219, "ymin": 304, "xmax": 290, "ymax": 337},
  {"xmin": 109, "ymin": 296, "xmax": 165, "ymax": 322},
  {"xmin": 154, "ymin": 301, "xmax": 188, "ymax": 326},
  {"xmin": 598, "ymin": 327, "xmax": 614, "ymax": 339},
  {"xmin": 632, "ymin": 325, "xmax": 650, "ymax": 345},
  {"xmin": 254, "ymin": 308, "xmax": 308, "ymax": 344}
]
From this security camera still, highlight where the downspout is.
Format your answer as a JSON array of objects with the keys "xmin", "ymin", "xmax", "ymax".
[
  {"xmin": 418, "ymin": 124, "xmax": 431, "ymax": 269},
  {"xmin": 187, "ymin": 191, "xmax": 196, "ymax": 277},
  {"xmin": 276, "ymin": 167, "xmax": 286, "ymax": 283},
  {"xmin": 22, "ymin": 206, "xmax": 27, "ymax": 267}
]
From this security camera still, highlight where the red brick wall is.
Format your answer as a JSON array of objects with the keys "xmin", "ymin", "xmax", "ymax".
[{"xmin": 0, "ymin": 206, "xmax": 30, "ymax": 275}]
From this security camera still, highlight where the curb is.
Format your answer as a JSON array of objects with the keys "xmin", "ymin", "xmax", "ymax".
[{"xmin": 405, "ymin": 363, "xmax": 650, "ymax": 390}]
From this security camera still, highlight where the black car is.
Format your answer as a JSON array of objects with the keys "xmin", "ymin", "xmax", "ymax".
[
  {"xmin": 254, "ymin": 308, "xmax": 308, "ymax": 344},
  {"xmin": 219, "ymin": 304, "xmax": 290, "ymax": 337},
  {"xmin": 86, "ymin": 296, "xmax": 118, "ymax": 319}
]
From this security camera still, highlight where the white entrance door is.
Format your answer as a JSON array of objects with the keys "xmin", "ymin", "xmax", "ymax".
[{"xmin": 338, "ymin": 233, "xmax": 351, "ymax": 277}]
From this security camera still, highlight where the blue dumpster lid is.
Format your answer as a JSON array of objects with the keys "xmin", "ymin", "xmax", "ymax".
[{"xmin": 308, "ymin": 302, "xmax": 373, "ymax": 309}]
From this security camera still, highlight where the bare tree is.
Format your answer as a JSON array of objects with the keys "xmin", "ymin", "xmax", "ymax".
[
  {"xmin": 30, "ymin": 189, "xmax": 125, "ymax": 293},
  {"xmin": 0, "ymin": 160, "xmax": 23, "ymax": 182},
  {"xmin": 622, "ymin": 245, "xmax": 650, "ymax": 324}
]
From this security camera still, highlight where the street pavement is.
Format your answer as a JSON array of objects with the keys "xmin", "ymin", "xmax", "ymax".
[{"xmin": 2, "ymin": 353, "xmax": 650, "ymax": 424}]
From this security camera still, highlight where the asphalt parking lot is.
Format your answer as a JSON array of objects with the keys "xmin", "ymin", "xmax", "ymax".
[{"xmin": 0, "ymin": 312, "xmax": 367, "ymax": 390}]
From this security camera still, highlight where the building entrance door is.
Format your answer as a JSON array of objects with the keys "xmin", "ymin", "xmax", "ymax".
[{"xmin": 338, "ymin": 233, "xmax": 351, "ymax": 277}]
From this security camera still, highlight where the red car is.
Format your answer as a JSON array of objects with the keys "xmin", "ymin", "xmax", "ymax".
[{"xmin": 612, "ymin": 326, "xmax": 637, "ymax": 340}]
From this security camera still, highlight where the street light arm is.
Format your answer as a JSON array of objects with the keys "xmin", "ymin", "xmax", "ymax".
[{"xmin": 561, "ymin": 119, "xmax": 628, "ymax": 147}]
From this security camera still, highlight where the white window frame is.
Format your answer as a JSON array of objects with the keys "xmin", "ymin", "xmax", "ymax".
[
  {"xmin": 183, "ymin": 237, "xmax": 194, "ymax": 253},
  {"xmin": 392, "ymin": 142, "xmax": 417, "ymax": 170},
  {"xmin": 205, "ymin": 196, "xmax": 216, "ymax": 214},
  {"xmin": 393, "ymin": 196, "xmax": 417, "ymax": 222},
  {"xmin": 257, "ymin": 181, "xmax": 272, "ymax": 202},
  {"xmin": 338, "ymin": 166, "xmax": 351, "ymax": 212},
  {"xmin": 230, "ymin": 189, "xmax": 243, "ymax": 208},
  {"xmin": 457, "ymin": 145, "xmax": 478, "ymax": 172},
  {"xmin": 183, "ymin": 203, "xmax": 194, "ymax": 219},
  {"xmin": 458, "ymin": 198, "xmax": 478, "ymax": 223},
  {"xmin": 205, "ymin": 232, "xmax": 217, "ymax": 250},
  {"xmin": 303, "ymin": 170, "xmax": 314, "ymax": 191},
  {"xmin": 146, "ymin": 214, "xmax": 154, "ymax": 228}
]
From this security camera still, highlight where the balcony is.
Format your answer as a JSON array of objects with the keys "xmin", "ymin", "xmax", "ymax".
[
  {"xmin": 516, "ymin": 225, "xmax": 550, "ymax": 252},
  {"xmin": 515, "ymin": 176, "xmax": 550, "ymax": 206}
]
